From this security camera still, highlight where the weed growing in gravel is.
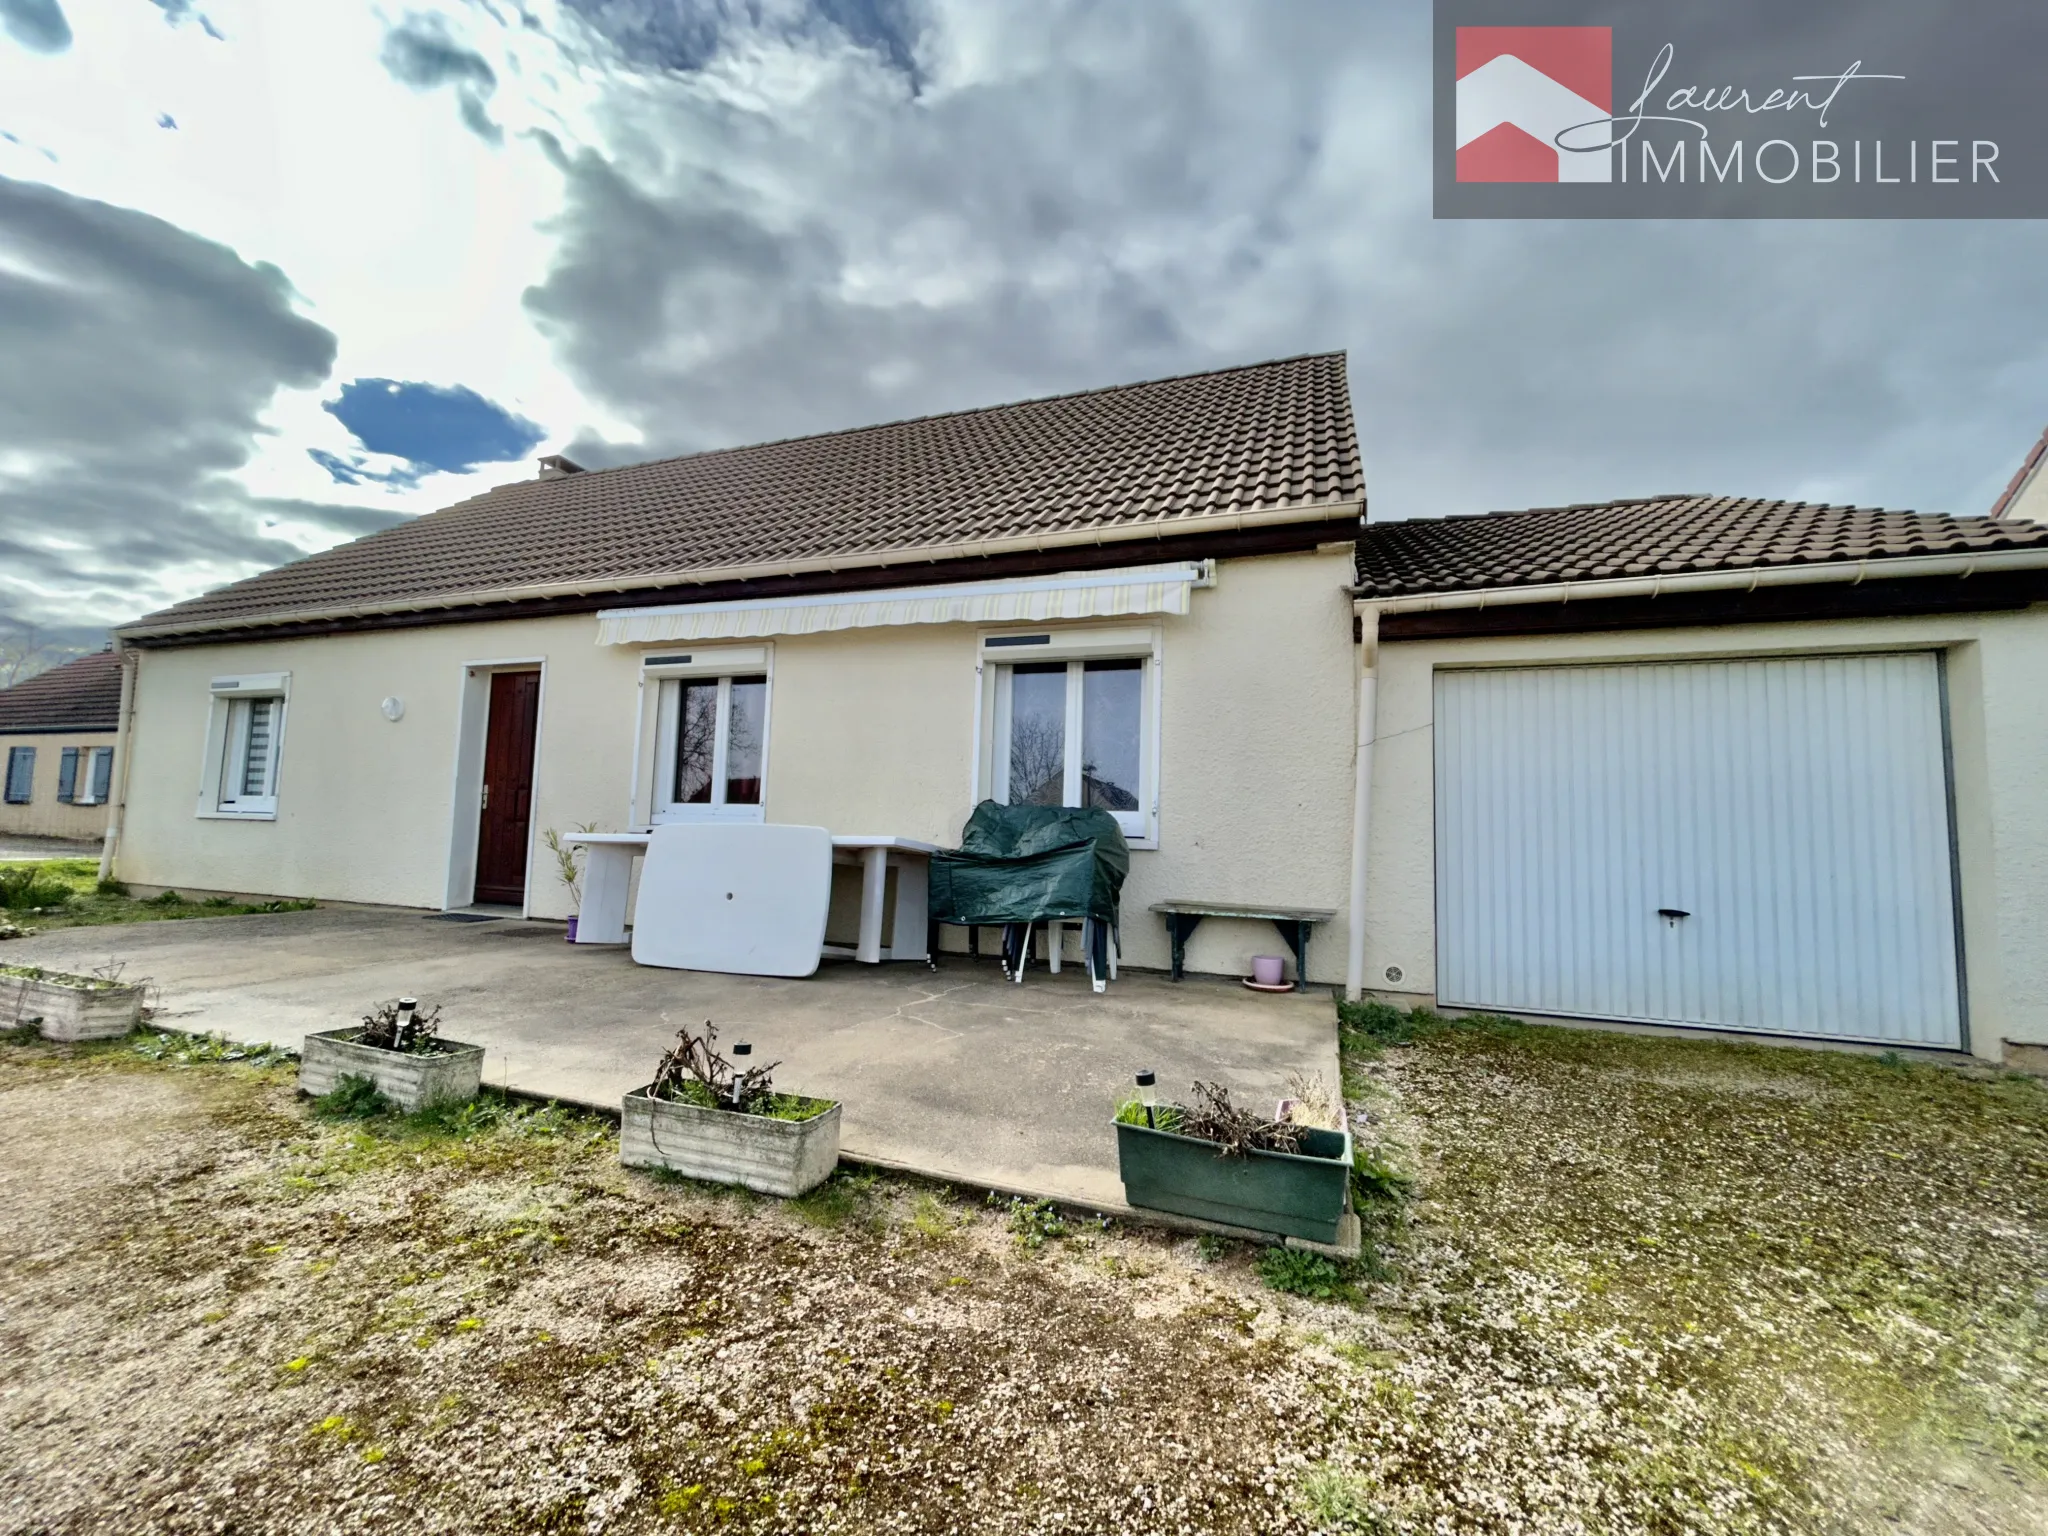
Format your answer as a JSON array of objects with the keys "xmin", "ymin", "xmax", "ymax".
[
  {"xmin": 1256, "ymin": 1247, "xmax": 1361, "ymax": 1302},
  {"xmin": 908, "ymin": 1191, "xmax": 962, "ymax": 1239},
  {"xmin": 131, "ymin": 1030, "xmax": 294, "ymax": 1068},
  {"xmin": 1001, "ymin": 1197, "xmax": 1068, "ymax": 1250},
  {"xmin": 1297, "ymin": 1462, "xmax": 1390, "ymax": 1533},
  {"xmin": 311, "ymin": 1074, "xmax": 394, "ymax": 1121},
  {"xmin": 791, "ymin": 1169, "xmax": 883, "ymax": 1230}
]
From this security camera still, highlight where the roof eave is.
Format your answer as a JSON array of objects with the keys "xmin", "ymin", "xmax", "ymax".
[
  {"xmin": 1350, "ymin": 546, "xmax": 2048, "ymax": 610},
  {"xmin": 116, "ymin": 498, "xmax": 1365, "ymax": 643}
]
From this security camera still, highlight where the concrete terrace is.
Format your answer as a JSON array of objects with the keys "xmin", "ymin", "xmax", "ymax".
[{"xmin": 3, "ymin": 906, "xmax": 1340, "ymax": 1214}]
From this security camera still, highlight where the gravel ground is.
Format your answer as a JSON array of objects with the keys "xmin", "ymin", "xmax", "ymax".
[{"xmin": 1, "ymin": 1019, "xmax": 2043, "ymax": 1535}]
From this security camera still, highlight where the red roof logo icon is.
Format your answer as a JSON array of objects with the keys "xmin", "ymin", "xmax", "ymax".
[{"xmin": 1455, "ymin": 26, "xmax": 1613, "ymax": 183}]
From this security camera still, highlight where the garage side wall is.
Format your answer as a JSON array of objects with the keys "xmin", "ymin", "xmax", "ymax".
[{"xmin": 1361, "ymin": 609, "xmax": 2048, "ymax": 1061}]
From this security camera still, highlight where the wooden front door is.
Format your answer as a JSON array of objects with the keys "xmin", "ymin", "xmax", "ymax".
[{"xmin": 473, "ymin": 670, "xmax": 541, "ymax": 906}]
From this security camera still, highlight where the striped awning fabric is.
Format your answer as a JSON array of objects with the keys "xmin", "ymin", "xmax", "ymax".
[{"xmin": 594, "ymin": 562, "xmax": 1211, "ymax": 645}]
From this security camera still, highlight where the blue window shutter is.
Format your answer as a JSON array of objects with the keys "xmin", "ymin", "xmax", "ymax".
[
  {"xmin": 91, "ymin": 747, "xmax": 114, "ymax": 803},
  {"xmin": 4, "ymin": 746, "xmax": 34, "ymax": 804},
  {"xmin": 57, "ymin": 747, "xmax": 78, "ymax": 803}
]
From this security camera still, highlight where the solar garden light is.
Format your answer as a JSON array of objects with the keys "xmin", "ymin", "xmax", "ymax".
[
  {"xmin": 729, "ymin": 1042, "xmax": 752, "ymax": 1107},
  {"xmin": 1135, "ymin": 1068, "xmax": 1157, "ymax": 1128},
  {"xmin": 396, "ymin": 997, "xmax": 418, "ymax": 1045}
]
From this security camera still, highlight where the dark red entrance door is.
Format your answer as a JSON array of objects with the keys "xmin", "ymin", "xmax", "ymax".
[{"xmin": 473, "ymin": 670, "xmax": 540, "ymax": 906}]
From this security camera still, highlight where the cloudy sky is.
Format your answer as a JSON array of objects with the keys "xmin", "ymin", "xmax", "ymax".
[{"xmin": 3, "ymin": 0, "xmax": 2046, "ymax": 650}]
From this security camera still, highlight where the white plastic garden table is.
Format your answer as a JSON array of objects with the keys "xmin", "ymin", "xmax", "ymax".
[{"xmin": 563, "ymin": 830, "xmax": 935, "ymax": 964}]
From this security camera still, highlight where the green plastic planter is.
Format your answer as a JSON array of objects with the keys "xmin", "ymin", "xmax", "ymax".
[{"xmin": 1115, "ymin": 1119, "xmax": 1351, "ymax": 1244}]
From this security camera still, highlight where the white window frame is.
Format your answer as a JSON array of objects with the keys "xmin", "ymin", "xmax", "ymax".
[
  {"xmin": 629, "ymin": 646, "xmax": 774, "ymax": 829},
  {"xmin": 197, "ymin": 673, "xmax": 290, "ymax": 821},
  {"xmin": 976, "ymin": 626, "xmax": 1162, "ymax": 848},
  {"xmin": 72, "ymin": 746, "xmax": 115, "ymax": 806}
]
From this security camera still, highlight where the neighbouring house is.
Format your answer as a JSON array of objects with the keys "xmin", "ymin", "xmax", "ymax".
[
  {"xmin": 0, "ymin": 648, "xmax": 125, "ymax": 843},
  {"xmin": 104, "ymin": 355, "xmax": 1367, "ymax": 981}
]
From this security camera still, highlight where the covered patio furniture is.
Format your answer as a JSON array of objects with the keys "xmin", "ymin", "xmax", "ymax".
[{"xmin": 928, "ymin": 801, "xmax": 1130, "ymax": 991}]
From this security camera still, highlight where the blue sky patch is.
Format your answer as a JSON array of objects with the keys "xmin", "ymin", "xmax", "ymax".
[{"xmin": 321, "ymin": 378, "xmax": 543, "ymax": 482}]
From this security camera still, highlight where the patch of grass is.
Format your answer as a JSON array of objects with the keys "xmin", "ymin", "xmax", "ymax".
[
  {"xmin": 907, "ymin": 1191, "xmax": 962, "ymax": 1240},
  {"xmin": 790, "ymin": 1169, "xmax": 883, "ymax": 1230},
  {"xmin": 1255, "ymin": 1246, "xmax": 1361, "ymax": 1302},
  {"xmin": 0, "ymin": 861, "xmax": 316, "ymax": 931},
  {"xmin": 130, "ymin": 1030, "xmax": 294, "ymax": 1068},
  {"xmin": 310, "ymin": 1073, "xmax": 394, "ymax": 1121},
  {"xmin": 0, "ymin": 863, "xmax": 77, "ymax": 912},
  {"xmin": 1297, "ymin": 1463, "xmax": 1392, "ymax": 1533}
]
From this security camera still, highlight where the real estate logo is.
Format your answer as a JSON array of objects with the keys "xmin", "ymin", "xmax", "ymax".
[
  {"xmin": 1434, "ymin": 1, "xmax": 2048, "ymax": 219},
  {"xmin": 1455, "ymin": 26, "xmax": 1611, "ymax": 183}
]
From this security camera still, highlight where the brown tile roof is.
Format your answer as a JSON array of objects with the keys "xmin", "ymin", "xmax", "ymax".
[
  {"xmin": 124, "ymin": 353, "xmax": 1363, "ymax": 639},
  {"xmin": 1353, "ymin": 495, "xmax": 2048, "ymax": 599},
  {"xmin": 0, "ymin": 650, "xmax": 124, "ymax": 734}
]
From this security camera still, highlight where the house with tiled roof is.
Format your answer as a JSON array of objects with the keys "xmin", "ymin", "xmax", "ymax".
[
  {"xmin": 98, "ymin": 360, "xmax": 2048, "ymax": 1064},
  {"xmin": 0, "ymin": 649, "xmax": 124, "ymax": 843}
]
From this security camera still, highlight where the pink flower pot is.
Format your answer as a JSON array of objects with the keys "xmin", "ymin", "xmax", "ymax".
[{"xmin": 1251, "ymin": 955, "xmax": 1286, "ymax": 987}]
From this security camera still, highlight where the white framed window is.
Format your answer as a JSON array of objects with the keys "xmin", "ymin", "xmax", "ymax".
[
  {"xmin": 197, "ymin": 673, "xmax": 289, "ymax": 820},
  {"xmin": 981, "ymin": 627, "xmax": 1160, "ymax": 845},
  {"xmin": 633, "ymin": 647, "xmax": 773, "ymax": 827},
  {"xmin": 66, "ymin": 746, "xmax": 115, "ymax": 805}
]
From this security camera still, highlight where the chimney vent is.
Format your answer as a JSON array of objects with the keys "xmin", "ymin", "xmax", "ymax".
[{"xmin": 537, "ymin": 454, "xmax": 586, "ymax": 479}]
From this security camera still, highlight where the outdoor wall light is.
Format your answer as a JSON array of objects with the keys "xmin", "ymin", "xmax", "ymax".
[
  {"xmin": 1135, "ymin": 1068, "xmax": 1157, "ymax": 1127},
  {"xmin": 380, "ymin": 696, "xmax": 405, "ymax": 722}
]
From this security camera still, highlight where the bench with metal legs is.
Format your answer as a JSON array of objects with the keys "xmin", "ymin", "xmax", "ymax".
[{"xmin": 1150, "ymin": 901, "xmax": 1337, "ymax": 992}]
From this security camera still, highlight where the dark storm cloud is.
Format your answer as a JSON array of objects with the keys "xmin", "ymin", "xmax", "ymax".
[
  {"xmin": 0, "ymin": 176, "xmax": 382, "ymax": 630},
  {"xmin": 381, "ymin": 14, "xmax": 504, "ymax": 143},
  {"xmin": 564, "ymin": 0, "xmax": 923, "ymax": 83},
  {"xmin": 528, "ymin": 1, "xmax": 2048, "ymax": 520},
  {"xmin": 0, "ymin": 0, "xmax": 71, "ymax": 53}
]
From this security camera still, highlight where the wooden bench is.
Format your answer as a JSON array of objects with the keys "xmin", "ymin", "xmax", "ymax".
[{"xmin": 1149, "ymin": 901, "xmax": 1337, "ymax": 992}]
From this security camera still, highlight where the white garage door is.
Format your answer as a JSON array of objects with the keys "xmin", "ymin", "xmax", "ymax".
[{"xmin": 1434, "ymin": 653, "xmax": 1964, "ymax": 1048}]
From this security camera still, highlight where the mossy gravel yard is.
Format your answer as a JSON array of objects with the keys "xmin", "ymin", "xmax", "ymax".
[{"xmin": 0, "ymin": 1011, "xmax": 2042, "ymax": 1535}]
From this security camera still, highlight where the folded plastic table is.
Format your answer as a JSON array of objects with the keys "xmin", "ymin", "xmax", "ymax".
[{"xmin": 565, "ymin": 830, "xmax": 936, "ymax": 963}]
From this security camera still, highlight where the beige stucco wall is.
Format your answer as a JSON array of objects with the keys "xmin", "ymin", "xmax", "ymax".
[
  {"xmin": 1358, "ymin": 606, "xmax": 2048, "ymax": 1061},
  {"xmin": 0, "ymin": 732, "xmax": 117, "ymax": 842},
  {"xmin": 115, "ymin": 549, "xmax": 1363, "ymax": 982}
]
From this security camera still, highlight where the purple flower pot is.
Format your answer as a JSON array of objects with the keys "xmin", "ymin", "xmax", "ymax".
[
  {"xmin": 566, "ymin": 915, "xmax": 580, "ymax": 943},
  {"xmin": 1251, "ymin": 955, "xmax": 1286, "ymax": 987}
]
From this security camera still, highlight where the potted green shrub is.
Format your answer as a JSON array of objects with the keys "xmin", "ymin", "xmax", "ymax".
[
  {"xmin": 2, "ymin": 962, "xmax": 145, "ymax": 1041},
  {"xmin": 621, "ymin": 1020, "xmax": 840, "ymax": 1197},
  {"xmin": 298, "ymin": 998, "xmax": 484, "ymax": 1112},
  {"xmin": 1114, "ymin": 1076, "xmax": 1352, "ymax": 1244},
  {"xmin": 543, "ymin": 823, "xmax": 599, "ymax": 942}
]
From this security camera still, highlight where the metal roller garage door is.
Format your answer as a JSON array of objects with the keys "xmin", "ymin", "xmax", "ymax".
[{"xmin": 1433, "ymin": 653, "xmax": 1965, "ymax": 1048}]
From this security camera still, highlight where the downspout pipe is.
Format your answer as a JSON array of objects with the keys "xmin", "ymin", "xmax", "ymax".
[
  {"xmin": 1344, "ymin": 606, "xmax": 1380, "ymax": 1002},
  {"xmin": 98, "ymin": 644, "xmax": 139, "ymax": 885}
]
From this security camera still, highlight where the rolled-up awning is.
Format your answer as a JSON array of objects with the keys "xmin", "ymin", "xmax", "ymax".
[{"xmin": 595, "ymin": 561, "xmax": 1211, "ymax": 645}]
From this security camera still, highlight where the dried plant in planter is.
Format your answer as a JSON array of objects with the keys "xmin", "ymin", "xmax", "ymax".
[
  {"xmin": 1176, "ymin": 1080, "xmax": 1305, "ymax": 1158},
  {"xmin": 1283, "ymin": 1070, "xmax": 1342, "ymax": 1130},
  {"xmin": 356, "ymin": 997, "xmax": 444, "ymax": 1055},
  {"xmin": 649, "ymin": 1019, "xmax": 782, "ymax": 1113}
]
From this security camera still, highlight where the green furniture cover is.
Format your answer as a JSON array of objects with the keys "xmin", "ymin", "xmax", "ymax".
[{"xmin": 928, "ymin": 802, "xmax": 1130, "ymax": 929}]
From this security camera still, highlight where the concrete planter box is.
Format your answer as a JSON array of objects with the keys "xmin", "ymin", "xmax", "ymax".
[
  {"xmin": 298, "ymin": 1028, "xmax": 485, "ymax": 1111},
  {"xmin": 621, "ymin": 1088, "xmax": 841, "ymax": 1197},
  {"xmin": 2, "ymin": 971, "xmax": 144, "ymax": 1042},
  {"xmin": 1116, "ymin": 1119, "xmax": 1352, "ymax": 1245}
]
